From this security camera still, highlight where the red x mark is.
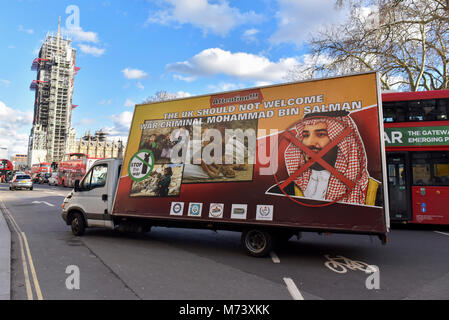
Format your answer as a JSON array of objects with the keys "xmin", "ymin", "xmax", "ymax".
[{"xmin": 279, "ymin": 126, "xmax": 355, "ymax": 191}]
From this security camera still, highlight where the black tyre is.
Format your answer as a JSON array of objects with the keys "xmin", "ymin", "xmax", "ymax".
[
  {"xmin": 71, "ymin": 212, "xmax": 86, "ymax": 236},
  {"xmin": 241, "ymin": 229, "xmax": 274, "ymax": 257},
  {"xmin": 30, "ymin": 186, "xmax": 33, "ymax": 191},
  {"xmin": 9, "ymin": 186, "xmax": 12, "ymax": 191}
]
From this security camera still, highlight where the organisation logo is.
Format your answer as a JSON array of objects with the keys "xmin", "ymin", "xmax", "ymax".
[
  {"xmin": 256, "ymin": 205, "xmax": 274, "ymax": 221},
  {"xmin": 209, "ymin": 203, "xmax": 224, "ymax": 218},
  {"xmin": 188, "ymin": 203, "xmax": 203, "ymax": 217},
  {"xmin": 128, "ymin": 150, "xmax": 155, "ymax": 182},
  {"xmin": 231, "ymin": 204, "xmax": 247, "ymax": 220},
  {"xmin": 170, "ymin": 202, "xmax": 184, "ymax": 216}
]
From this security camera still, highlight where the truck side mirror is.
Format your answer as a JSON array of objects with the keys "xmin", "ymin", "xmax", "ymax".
[{"xmin": 74, "ymin": 180, "xmax": 80, "ymax": 192}]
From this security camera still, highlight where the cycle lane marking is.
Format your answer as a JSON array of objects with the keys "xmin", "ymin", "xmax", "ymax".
[{"xmin": 324, "ymin": 255, "xmax": 375, "ymax": 274}]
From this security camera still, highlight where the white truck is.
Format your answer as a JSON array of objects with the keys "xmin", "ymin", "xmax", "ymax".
[{"xmin": 61, "ymin": 73, "xmax": 389, "ymax": 257}]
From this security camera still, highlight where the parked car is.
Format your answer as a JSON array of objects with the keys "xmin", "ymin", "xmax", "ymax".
[
  {"xmin": 10, "ymin": 174, "xmax": 33, "ymax": 191},
  {"xmin": 48, "ymin": 172, "xmax": 59, "ymax": 186}
]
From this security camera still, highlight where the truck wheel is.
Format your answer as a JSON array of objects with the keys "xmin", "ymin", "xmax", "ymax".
[
  {"xmin": 71, "ymin": 212, "xmax": 86, "ymax": 236},
  {"xmin": 241, "ymin": 229, "xmax": 273, "ymax": 257}
]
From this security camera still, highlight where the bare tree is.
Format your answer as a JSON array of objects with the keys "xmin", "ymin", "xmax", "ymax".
[
  {"xmin": 143, "ymin": 90, "xmax": 191, "ymax": 103},
  {"xmin": 288, "ymin": 0, "xmax": 449, "ymax": 91},
  {"xmin": 143, "ymin": 91, "xmax": 178, "ymax": 103}
]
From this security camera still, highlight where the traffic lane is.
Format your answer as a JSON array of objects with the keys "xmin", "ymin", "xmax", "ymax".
[
  {"xmin": 142, "ymin": 227, "xmax": 323, "ymax": 300},
  {"xmin": 1, "ymin": 187, "xmax": 138, "ymax": 300},
  {"xmin": 5, "ymin": 183, "xmax": 449, "ymax": 300},
  {"xmin": 3, "ymin": 186, "xmax": 292, "ymax": 300},
  {"xmin": 274, "ymin": 230, "xmax": 449, "ymax": 300},
  {"xmin": 81, "ymin": 228, "xmax": 292, "ymax": 300}
]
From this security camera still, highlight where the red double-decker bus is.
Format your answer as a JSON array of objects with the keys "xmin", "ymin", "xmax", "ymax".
[
  {"xmin": 0, "ymin": 159, "xmax": 13, "ymax": 182},
  {"xmin": 31, "ymin": 163, "xmax": 52, "ymax": 175},
  {"xmin": 58, "ymin": 153, "xmax": 101, "ymax": 187},
  {"xmin": 383, "ymin": 89, "xmax": 449, "ymax": 225}
]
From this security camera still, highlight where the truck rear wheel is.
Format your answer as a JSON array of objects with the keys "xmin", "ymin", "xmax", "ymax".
[
  {"xmin": 241, "ymin": 229, "xmax": 273, "ymax": 257},
  {"xmin": 71, "ymin": 212, "xmax": 86, "ymax": 236}
]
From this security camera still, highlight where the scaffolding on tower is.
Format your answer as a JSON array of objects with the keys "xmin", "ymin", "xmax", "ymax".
[
  {"xmin": 29, "ymin": 80, "xmax": 47, "ymax": 91},
  {"xmin": 31, "ymin": 58, "xmax": 50, "ymax": 71}
]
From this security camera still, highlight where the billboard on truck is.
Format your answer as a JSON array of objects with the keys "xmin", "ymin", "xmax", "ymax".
[{"xmin": 113, "ymin": 72, "xmax": 389, "ymax": 235}]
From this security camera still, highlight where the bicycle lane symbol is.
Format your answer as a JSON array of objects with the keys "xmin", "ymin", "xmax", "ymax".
[
  {"xmin": 128, "ymin": 150, "xmax": 155, "ymax": 182},
  {"xmin": 324, "ymin": 255, "xmax": 380, "ymax": 290},
  {"xmin": 273, "ymin": 116, "xmax": 364, "ymax": 207},
  {"xmin": 324, "ymin": 255, "xmax": 374, "ymax": 274}
]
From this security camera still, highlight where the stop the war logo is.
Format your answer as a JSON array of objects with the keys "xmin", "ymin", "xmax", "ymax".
[{"xmin": 128, "ymin": 150, "xmax": 155, "ymax": 182}]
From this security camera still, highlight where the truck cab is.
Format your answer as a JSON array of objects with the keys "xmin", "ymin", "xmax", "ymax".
[{"xmin": 62, "ymin": 158, "xmax": 123, "ymax": 235}]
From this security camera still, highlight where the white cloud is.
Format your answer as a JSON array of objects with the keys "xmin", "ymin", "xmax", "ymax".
[
  {"xmin": 99, "ymin": 99, "xmax": 112, "ymax": 105},
  {"xmin": 147, "ymin": 0, "xmax": 262, "ymax": 36},
  {"xmin": 207, "ymin": 82, "xmax": 246, "ymax": 93},
  {"xmin": 242, "ymin": 28, "xmax": 259, "ymax": 43},
  {"xmin": 254, "ymin": 81, "xmax": 273, "ymax": 87},
  {"xmin": 136, "ymin": 82, "xmax": 145, "ymax": 90},
  {"xmin": 102, "ymin": 111, "xmax": 133, "ymax": 141},
  {"xmin": 63, "ymin": 27, "xmax": 99, "ymax": 43},
  {"xmin": 0, "ymin": 79, "xmax": 11, "ymax": 87},
  {"xmin": 270, "ymin": 0, "xmax": 349, "ymax": 47},
  {"xmin": 0, "ymin": 100, "xmax": 33, "ymax": 156},
  {"xmin": 122, "ymin": 68, "xmax": 148, "ymax": 80},
  {"xmin": 173, "ymin": 74, "xmax": 196, "ymax": 82},
  {"xmin": 18, "ymin": 25, "xmax": 34, "ymax": 34},
  {"xmin": 79, "ymin": 44, "xmax": 106, "ymax": 57},
  {"xmin": 124, "ymin": 99, "xmax": 136, "ymax": 107},
  {"xmin": 166, "ymin": 48, "xmax": 300, "ymax": 83},
  {"xmin": 8, "ymin": 45, "xmax": 15, "ymax": 49}
]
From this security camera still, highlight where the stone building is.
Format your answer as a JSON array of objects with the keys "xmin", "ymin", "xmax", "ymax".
[{"xmin": 66, "ymin": 130, "xmax": 125, "ymax": 159}]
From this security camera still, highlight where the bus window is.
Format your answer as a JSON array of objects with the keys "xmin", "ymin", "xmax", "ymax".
[
  {"xmin": 436, "ymin": 99, "xmax": 449, "ymax": 120},
  {"xmin": 412, "ymin": 152, "xmax": 449, "ymax": 186},
  {"xmin": 413, "ymin": 164, "xmax": 431, "ymax": 185},
  {"xmin": 408, "ymin": 101, "xmax": 425, "ymax": 121}
]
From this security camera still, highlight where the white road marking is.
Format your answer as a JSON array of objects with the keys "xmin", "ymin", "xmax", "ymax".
[
  {"xmin": 32, "ymin": 201, "xmax": 55, "ymax": 207},
  {"xmin": 283, "ymin": 277, "xmax": 304, "ymax": 300},
  {"xmin": 43, "ymin": 191, "xmax": 68, "ymax": 197},
  {"xmin": 434, "ymin": 231, "xmax": 449, "ymax": 237},
  {"xmin": 270, "ymin": 251, "xmax": 280, "ymax": 264}
]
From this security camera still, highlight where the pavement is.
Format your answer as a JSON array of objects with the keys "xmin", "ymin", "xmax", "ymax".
[{"xmin": 0, "ymin": 200, "xmax": 11, "ymax": 300}]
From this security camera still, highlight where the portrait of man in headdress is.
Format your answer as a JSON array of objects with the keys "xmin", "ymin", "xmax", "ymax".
[{"xmin": 279, "ymin": 111, "xmax": 376, "ymax": 205}]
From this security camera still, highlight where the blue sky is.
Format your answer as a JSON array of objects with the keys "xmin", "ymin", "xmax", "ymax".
[{"xmin": 0, "ymin": 0, "xmax": 349, "ymax": 157}]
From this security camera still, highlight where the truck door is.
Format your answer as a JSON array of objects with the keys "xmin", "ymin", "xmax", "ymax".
[{"xmin": 79, "ymin": 163, "xmax": 110, "ymax": 228}]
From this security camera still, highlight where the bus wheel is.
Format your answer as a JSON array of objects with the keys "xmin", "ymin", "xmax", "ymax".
[
  {"xmin": 241, "ymin": 229, "xmax": 273, "ymax": 257},
  {"xmin": 71, "ymin": 212, "xmax": 86, "ymax": 236}
]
